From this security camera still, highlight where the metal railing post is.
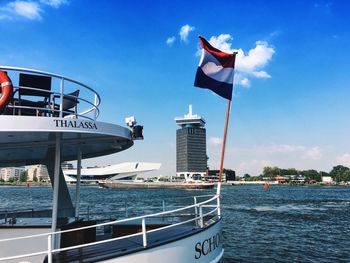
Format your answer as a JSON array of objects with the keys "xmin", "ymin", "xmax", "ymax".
[
  {"xmin": 162, "ymin": 200, "xmax": 166, "ymax": 212},
  {"xmin": 199, "ymin": 205, "xmax": 203, "ymax": 228},
  {"xmin": 94, "ymin": 94, "xmax": 98, "ymax": 120},
  {"xmin": 217, "ymin": 195, "xmax": 221, "ymax": 219},
  {"xmin": 142, "ymin": 218, "xmax": 147, "ymax": 247},
  {"xmin": 194, "ymin": 197, "xmax": 198, "ymax": 216},
  {"xmin": 59, "ymin": 78, "xmax": 64, "ymax": 118},
  {"xmin": 194, "ymin": 197, "xmax": 198, "ymax": 226},
  {"xmin": 47, "ymin": 234, "xmax": 52, "ymax": 263}
]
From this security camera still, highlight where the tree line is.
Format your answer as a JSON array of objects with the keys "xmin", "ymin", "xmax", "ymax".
[{"xmin": 243, "ymin": 165, "xmax": 350, "ymax": 183}]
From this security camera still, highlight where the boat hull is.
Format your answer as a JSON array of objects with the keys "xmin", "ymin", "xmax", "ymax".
[
  {"xmin": 99, "ymin": 181, "xmax": 215, "ymax": 189},
  {"xmin": 102, "ymin": 220, "xmax": 223, "ymax": 263}
]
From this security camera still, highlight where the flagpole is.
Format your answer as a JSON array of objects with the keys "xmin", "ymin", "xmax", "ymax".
[{"xmin": 216, "ymin": 99, "xmax": 231, "ymax": 195}]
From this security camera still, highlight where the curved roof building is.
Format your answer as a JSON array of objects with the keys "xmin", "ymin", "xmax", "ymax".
[{"xmin": 63, "ymin": 162, "xmax": 161, "ymax": 182}]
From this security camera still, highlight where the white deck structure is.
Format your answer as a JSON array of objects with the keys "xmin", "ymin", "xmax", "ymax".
[{"xmin": 0, "ymin": 66, "xmax": 223, "ymax": 263}]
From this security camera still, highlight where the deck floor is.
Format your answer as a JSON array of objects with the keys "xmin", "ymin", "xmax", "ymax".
[{"xmin": 45, "ymin": 225, "xmax": 202, "ymax": 262}]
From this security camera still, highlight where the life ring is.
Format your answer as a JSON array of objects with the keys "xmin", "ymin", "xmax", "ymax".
[{"xmin": 0, "ymin": 70, "xmax": 13, "ymax": 113}]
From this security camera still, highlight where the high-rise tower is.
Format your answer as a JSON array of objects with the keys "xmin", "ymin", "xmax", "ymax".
[{"xmin": 175, "ymin": 105, "xmax": 207, "ymax": 181}]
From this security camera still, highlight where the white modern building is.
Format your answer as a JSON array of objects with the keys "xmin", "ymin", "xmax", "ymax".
[
  {"xmin": 0, "ymin": 167, "xmax": 25, "ymax": 182},
  {"xmin": 27, "ymin": 165, "xmax": 50, "ymax": 182},
  {"xmin": 63, "ymin": 162, "xmax": 161, "ymax": 183}
]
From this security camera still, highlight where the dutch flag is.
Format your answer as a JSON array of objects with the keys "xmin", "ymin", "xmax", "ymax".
[{"xmin": 194, "ymin": 36, "xmax": 237, "ymax": 100}]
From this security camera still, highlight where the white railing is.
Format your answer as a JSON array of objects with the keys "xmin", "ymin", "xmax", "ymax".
[
  {"xmin": 0, "ymin": 66, "xmax": 100, "ymax": 120},
  {"xmin": 0, "ymin": 194, "xmax": 220, "ymax": 262}
]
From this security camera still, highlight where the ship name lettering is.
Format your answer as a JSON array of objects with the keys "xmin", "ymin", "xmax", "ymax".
[
  {"xmin": 194, "ymin": 232, "xmax": 221, "ymax": 259},
  {"xmin": 54, "ymin": 119, "xmax": 97, "ymax": 130}
]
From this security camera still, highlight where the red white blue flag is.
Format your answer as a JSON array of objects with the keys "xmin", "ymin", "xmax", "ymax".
[{"xmin": 194, "ymin": 36, "xmax": 236, "ymax": 100}]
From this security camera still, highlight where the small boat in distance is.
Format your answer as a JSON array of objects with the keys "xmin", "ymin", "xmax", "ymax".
[
  {"xmin": 99, "ymin": 179, "xmax": 215, "ymax": 189},
  {"xmin": 0, "ymin": 66, "xmax": 223, "ymax": 263}
]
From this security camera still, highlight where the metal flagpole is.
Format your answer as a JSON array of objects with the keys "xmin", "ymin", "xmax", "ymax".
[
  {"xmin": 216, "ymin": 99, "xmax": 231, "ymax": 196},
  {"xmin": 216, "ymin": 51, "xmax": 237, "ymax": 196}
]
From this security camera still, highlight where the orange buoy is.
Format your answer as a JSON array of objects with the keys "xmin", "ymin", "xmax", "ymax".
[{"xmin": 0, "ymin": 70, "xmax": 13, "ymax": 113}]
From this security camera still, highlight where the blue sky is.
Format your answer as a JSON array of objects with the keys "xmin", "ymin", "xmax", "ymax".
[{"xmin": 1, "ymin": 0, "xmax": 350, "ymax": 176}]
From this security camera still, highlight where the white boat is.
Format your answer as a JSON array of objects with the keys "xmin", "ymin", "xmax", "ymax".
[
  {"xmin": 0, "ymin": 66, "xmax": 224, "ymax": 263},
  {"xmin": 63, "ymin": 162, "xmax": 162, "ymax": 183}
]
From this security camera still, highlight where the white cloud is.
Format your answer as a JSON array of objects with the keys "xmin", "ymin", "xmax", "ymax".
[
  {"xmin": 304, "ymin": 146, "xmax": 322, "ymax": 160},
  {"xmin": 208, "ymin": 34, "xmax": 233, "ymax": 52},
  {"xmin": 166, "ymin": 36, "xmax": 176, "ymax": 46},
  {"xmin": 209, "ymin": 137, "xmax": 222, "ymax": 146},
  {"xmin": 266, "ymin": 144, "xmax": 306, "ymax": 154},
  {"xmin": 240, "ymin": 77, "xmax": 250, "ymax": 87},
  {"xmin": 202, "ymin": 34, "xmax": 275, "ymax": 87},
  {"xmin": 336, "ymin": 154, "xmax": 350, "ymax": 167},
  {"xmin": 179, "ymin": 24, "xmax": 195, "ymax": 42},
  {"xmin": 238, "ymin": 159, "xmax": 272, "ymax": 174},
  {"xmin": 235, "ymin": 40, "xmax": 274, "ymax": 78},
  {"xmin": 0, "ymin": 0, "xmax": 68, "ymax": 20},
  {"xmin": 207, "ymin": 144, "xmax": 328, "ymax": 176},
  {"xmin": 40, "ymin": 0, "xmax": 68, "ymax": 8},
  {"xmin": 263, "ymin": 144, "xmax": 322, "ymax": 160},
  {"xmin": 233, "ymin": 144, "xmax": 323, "ymax": 161},
  {"xmin": 234, "ymin": 74, "xmax": 250, "ymax": 87},
  {"xmin": 3, "ymin": 1, "xmax": 42, "ymax": 20}
]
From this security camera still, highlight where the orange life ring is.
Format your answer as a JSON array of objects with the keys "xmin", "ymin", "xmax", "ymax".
[{"xmin": 0, "ymin": 70, "xmax": 13, "ymax": 112}]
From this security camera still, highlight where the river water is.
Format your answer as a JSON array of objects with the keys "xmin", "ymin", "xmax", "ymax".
[{"xmin": 0, "ymin": 185, "xmax": 349, "ymax": 262}]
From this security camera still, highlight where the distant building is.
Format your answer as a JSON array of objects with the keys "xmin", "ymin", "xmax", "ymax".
[
  {"xmin": 274, "ymin": 175, "xmax": 286, "ymax": 183},
  {"xmin": 27, "ymin": 165, "xmax": 50, "ymax": 182},
  {"xmin": 61, "ymin": 162, "xmax": 74, "ymax": 170},
  {"xmin": 272, "ymin": 174, "xmax": 306, "ymax": 184},
  {"xmin": 322, "ymin": 176, "xmax": 333, "ymax": 183},
  {"xmin": 206, "ymin": 169, "xmax": 236, "ymax": 182},
  {"xmin": 62, "ymin": 162, "xmax": 161, "ymax": 183},
  {"xmin": 0, "ymin": 167, "xmax": 25, "ymax": 182},
  {"xmin": 175, "ymin": 105, "xmax": 207, "ymax": 181}
]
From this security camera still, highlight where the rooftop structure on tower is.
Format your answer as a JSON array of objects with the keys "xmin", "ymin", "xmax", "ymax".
[{"xmin": 175, "ymin": 105, "xmax": 205, "ymax": 128}]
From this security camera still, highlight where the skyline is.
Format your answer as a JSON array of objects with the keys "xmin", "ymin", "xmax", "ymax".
[{"xmin": 1, "ymin": 0, "xmax": 350, "ymax": 176}]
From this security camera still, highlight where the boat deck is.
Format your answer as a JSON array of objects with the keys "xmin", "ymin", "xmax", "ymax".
[{"xmin": 44, "ymin": 224, "xmax": 207, "ymax": 262}]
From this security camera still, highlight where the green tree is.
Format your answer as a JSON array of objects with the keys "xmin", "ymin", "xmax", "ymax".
[
  {"xmin": 343, "ymin": 170, "xmax": 350, "ymax": 182},
  {"xmin": 286, "ymin": 168, "xmax": 299, "ymax": 175},
  {"xmin": 301, "ymin": 169, "xmax": 321, "ymax": 182},
  {"xmin": 243, "ymin": 174, "xmax": 251, "ymax": 180},
  {"xmin": 329, "ymin": 165, "xmax": 350, "ymax": 182},
  {"xmin": 319, "ymin": 171, "xmax": 329, "ymax": 178},
  {"xmin": 20, "ymin": 171, "xmax": 28, "ymax": 182},
  {"xmin": 263, "ymin": 166, "xmax": 280, "ymax": 177}
]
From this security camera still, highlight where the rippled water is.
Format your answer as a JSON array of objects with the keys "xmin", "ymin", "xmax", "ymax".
[
  {"xmin": 220, "ymin": 185, "xmax": 350, "ymax": 263},
  {"xmin": 0, "ymin": 185, "xmax": 349, "ymax": 262}
]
